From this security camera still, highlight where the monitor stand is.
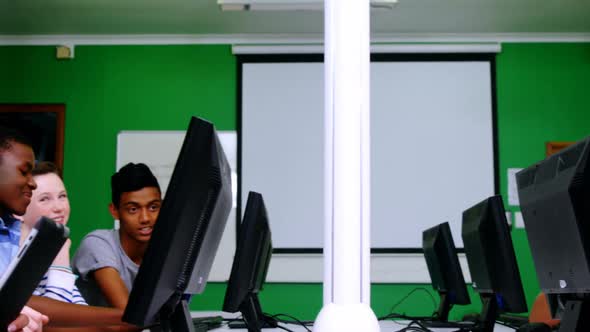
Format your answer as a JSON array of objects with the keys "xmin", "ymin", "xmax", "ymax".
[
  {"xmin": 228, "ymin": 293, "xmax": 277, "ymax": 332},
  {"xmin": 475, "ymin": 294, "xmax": 498, "ymax": 332},
  {"xmin": 160, "ymin": 299, "xmax": 195, "ymax": 332},
  {"xmin": 419, "ymin": 292, "xmax": 477, "ymax": 329},
  {"xmin": 420, "ymin": 292, "xmax": 456, "ymax": 328},
  {"xmin": 436, "ymin": 292, "xmax": 451, "ymax": 321},
  {"xmin": 558, "ymin": 299, "xmax": 590, "ymax": 332},
  {"xmin": 227, "ymin": 320, "xmax": 277, "ymax": 330}
]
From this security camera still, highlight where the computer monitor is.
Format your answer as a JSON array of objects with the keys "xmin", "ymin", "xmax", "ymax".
[
  {"xmin": 223, "ymin": 191, "xmax": 274, "ymax": 332},
  {"xmin": 517, "ymin": 137, "xmax": 590, "ymax": 331},
  {"xmin": 462, "ymin": 195, "xmax": 527, "ymax": 332},
  {"xmin": 423, "ymin": 222, "xmax": 471, "ymax": 321},
  {"xmin": 122, "ymin": 116, "xmax": 232, "ymax": 332}
]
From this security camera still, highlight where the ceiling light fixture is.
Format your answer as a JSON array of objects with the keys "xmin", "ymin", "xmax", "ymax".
[{"xmin": 218, "ymin": 0, "xmax": 398, "ymax": 11}]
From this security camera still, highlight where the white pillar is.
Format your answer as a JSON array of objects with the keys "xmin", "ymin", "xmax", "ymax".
[{"xmin": 314, "ymin": 0, "xmax": 379, "ymax": 330}]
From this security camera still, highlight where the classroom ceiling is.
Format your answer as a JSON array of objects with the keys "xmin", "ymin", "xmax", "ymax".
[{"xmin": 0, "ymin": 0, "xmax": 589, "ymax": 36}]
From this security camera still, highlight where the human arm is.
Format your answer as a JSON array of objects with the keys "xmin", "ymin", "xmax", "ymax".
[
  {"xmin": 91, "ymin": 267, "xmax": 129, "ymax": 309},
  {"xmin": 44, "ymin": 326, "xmax": 141, "ymax": 332},
  {"xmin": 26, "ymin": 296, "xmax": 135, "ymax": 328},
  {"xmin": 72, "ymin": 233, "xmax": 128, "ymax": 308},
  {"xmin": 52, "ymin": 239, "xmax": 70, "ymax": 267}
]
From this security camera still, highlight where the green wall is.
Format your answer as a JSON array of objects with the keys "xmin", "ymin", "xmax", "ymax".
[
  {"xmin": 1, "ymin": 43, "xmax": 589, "ymax": 320},
  {"xmin": 0, "ymin": 44, "xmax": 236, "ymax": 250},
  {"xmin": 497, "ymin": 43, "xmax": 590, "ymax": 314}
]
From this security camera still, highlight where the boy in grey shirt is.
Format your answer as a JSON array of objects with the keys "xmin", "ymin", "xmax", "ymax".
[{"xmin": 73, "ymin": 163, "xmax": 162, "ymax": 308}]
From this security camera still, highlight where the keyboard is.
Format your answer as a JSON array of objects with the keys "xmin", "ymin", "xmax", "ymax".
[
  {"xmin": 499, "ymin": 313, "xmax": 529, "ymax": 327},
  {"xmin": 192, "ymin": 316, "xmax": 224, "ymax": 331},
  {"xmin": 419, "ymin": 320, "xmax": 476, "ymax": 329}
]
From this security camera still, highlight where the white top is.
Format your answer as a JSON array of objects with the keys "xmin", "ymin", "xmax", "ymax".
[{"xmin": 33, "ymin": 267, "xmax": 87, "ymax": 305}]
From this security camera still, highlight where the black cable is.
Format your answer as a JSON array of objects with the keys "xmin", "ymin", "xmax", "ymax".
[
  {"xmin": 494, "ymin": 319, "xmax": 519, "ymax": 330},
  {"xmin": 391, "ymin": 318, "xmax": 414, "ymax": 328},
  {"xmin": 276, "ymin": 325, "xmax": 296, "ymax": 332},
  {"xmin": 385, "ymin": 319, "xmax": 431, "ymax": 332},
  {"xmin": 270, "ymin": 313, "xmax": 314, "ymax": 325},
  {"xmin": 395, "ymin": 324, "xmax": 432, "ymax": 332},
  {"xmin": 268, "ymin": 313, "xmax": 313, "ymax": 331},
  {"xmin": 384, "ymin": 314, "xmax": 474, "ymax": 332},
  {"xmin": 397, "ymin": 318, "xmax": 468, "ymax": 332},
  {"xmin": 386, "ymin": 287, "xmax": 438, "ymax": 318},
  {"xmin": 227, "ymin": 312, "xmax": 308, "ymax": 332},
  {"xmin": 222, "ymin": 318, "xmax": 244, "ymax": 322},
  {"xmin": 407, "ymin": 319, "xmax": 435, "ymax": 332},
  {"xmin": 380, "ymin": 311, "xmax": 477, "ymax": 332},
  {"xmin": 379, "ymin": 313, "xmax": 435, "ymax": 321}
]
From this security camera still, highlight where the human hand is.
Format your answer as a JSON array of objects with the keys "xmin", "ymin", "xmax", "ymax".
[
  {"xmin": 8, "ymin": 306, "xmax": 49, "ymax": 332},
  {"xmin": 52, "ymin": 239, "xmax": 71, "ymax": 267},
  {"xmin": 7, "ymin": 313, "xmax": 28, "ymax": 332}
]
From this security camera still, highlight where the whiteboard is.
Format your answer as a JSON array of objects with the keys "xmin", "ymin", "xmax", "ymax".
[
  {"xmin": 116, "ymin": 130, "xmax": 474, "ymax": 283},
  {"xmin": 116, "ymin": 131, "xmax": 237, "ymax": 201},
  {"xmin": 241, "ymin": 61, "xmax": 496, "ymax": 250},
  {"xmin": 113, "ymin": 58, "xmax": 496, "ymax": 283},
  {"xmin": 116, "ymin": 130, "xmax": 237, "ymax": 282}
]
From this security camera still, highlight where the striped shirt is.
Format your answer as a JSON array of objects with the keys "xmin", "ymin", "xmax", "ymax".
[
  {"xmin": 33, "ymin": 267, "xmax": 88, "ymax": 305},
  {"xmin": 0, "ymin": 214, "xmax": 87, "ymax": 304}
]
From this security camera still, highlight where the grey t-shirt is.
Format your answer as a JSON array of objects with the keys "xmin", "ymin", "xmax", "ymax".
[{"xmin": 72, "ymin": 229, "xmax": 138, "ymax": 307}]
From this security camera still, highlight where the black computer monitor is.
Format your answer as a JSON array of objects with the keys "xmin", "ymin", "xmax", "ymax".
[
  {"xmin": 423, "ymin": 222, "xmax": 471, "ymax": 321},
  {"xmin": 517, "ymin": 137, "xmax": 590, "ymax": 331},
  {"xmin": 223, "ymin": 191, "xmax": 274, "ymax": 332},
  {"xmin": 462, "ymin": 195, "xmax": 527, "ymax": 332},
  {"xmin": 122, "ymin": 116, "xmax": 232, "ymax": 332}
]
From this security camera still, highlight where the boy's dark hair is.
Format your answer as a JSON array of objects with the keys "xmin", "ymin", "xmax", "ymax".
[
  {"xmin": 111, "ymin": 162, "xmax": 160, "ymax": 208},
  {"xmin": 0, "ymin": 125, "xmax": 33, "ymax": 165},
  {"xmin": 33, "ymin": 161, "xmax": 62, "ymax": 179}
]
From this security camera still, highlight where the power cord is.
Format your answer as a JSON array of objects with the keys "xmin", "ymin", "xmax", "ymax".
[
  {"xmin": 378, "ymin": 288, "xmax": 474, "ymax": 332},
  {"xmin": 494, "ymin": 319, "xmax": 519, "ymax": 330},
  {"xmin": 268, "ymin": 313, "xmax": 314, "ymax": 331},
  {"xmin": 230, "ymin": 312, "xmax": 310, "ymax": 332},
  {"xmin": 395, "ymin": 320, "xmax": 435, "ymax": 332},
  {"xmin": 379, "ymin": 313, "xmax": 436, "ymax": 321},
  {"xmin": 276, "ymin": 325, "xmax": 296, "ymax": 332},
  {"xmin": 386, "ymin": 287, "xmax": 438, "ymax": 318}
]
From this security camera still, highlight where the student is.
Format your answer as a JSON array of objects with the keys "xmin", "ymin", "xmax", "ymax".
[
  {"xmin": 73, "ymin": 163, "xmax": 162, "ymax": 309},
  {"xmin": 20, "ymin": 161, "xmax": 86, "ymax": 305},
  {"xmin": 0, "ymin": 126, "xmax": 140, "ymax": 331},
  {"xmin": 0, "ymin": 127, "xmax": 47, "ymax": 332}
]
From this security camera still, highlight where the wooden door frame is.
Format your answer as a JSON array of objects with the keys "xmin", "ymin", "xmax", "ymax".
[{"xmin": 0, "ymin": 104, "xmax": 66, "ymax": 171}]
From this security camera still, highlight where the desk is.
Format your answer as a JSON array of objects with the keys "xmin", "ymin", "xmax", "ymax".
[
  {"xmin": 190, "ymin": 313, "xmax": 515, "ymax": 332},
  {"xmin": 207, "ymin": 321, "xmax": 515, "ymax": 331}
]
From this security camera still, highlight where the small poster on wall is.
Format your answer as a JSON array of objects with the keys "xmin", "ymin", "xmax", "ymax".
[{"xmin": 507, "ymin": 168, "xmax": 523, "ymax": 206}]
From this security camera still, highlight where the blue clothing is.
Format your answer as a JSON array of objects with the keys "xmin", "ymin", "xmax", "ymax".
[
  {"xmin": 0, "ymin": 214, "xmax": 22, "ymax": 277},
  {"xmin": 0, "ymin": 214, "xmax": 87, "ymax": 304}
]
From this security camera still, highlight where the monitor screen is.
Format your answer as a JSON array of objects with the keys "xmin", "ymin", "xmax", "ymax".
[
  {"xmin": 122, "ymin": 116, "xmax": 232, "ymax": 330},
  {"xmin": 223, "ymin": 191, "xmax": 274, "ymax": 331},
  {"xmin": 423, "ymin": 221, "xmax": 470, "ymax": 321},
  {"xmin": 462, "ymin": 195, "xmax": 527, "ymax": 330},
  {"xmin": 517, "ymin": 137, "xmax": 590, "ymax": 324}
]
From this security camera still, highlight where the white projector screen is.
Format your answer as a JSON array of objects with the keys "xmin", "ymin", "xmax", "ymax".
[{"xmin": 241, "ymin": 57, "xmax": 496, "ymax": 251}]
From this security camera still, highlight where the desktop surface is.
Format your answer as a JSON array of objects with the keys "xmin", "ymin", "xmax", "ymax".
[
  {"xmin": 204, "ymin": 321, "xmax": 516, "ymax": 331},
  {"xmin": 182, "ymin": 312, "xmax": 516, "ymax": 332}
]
